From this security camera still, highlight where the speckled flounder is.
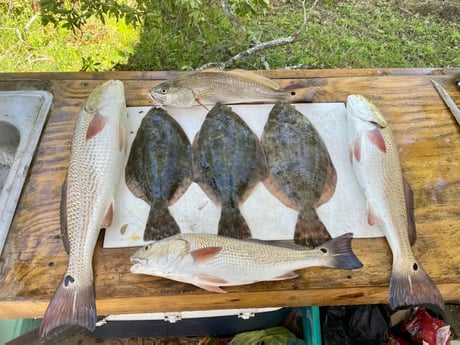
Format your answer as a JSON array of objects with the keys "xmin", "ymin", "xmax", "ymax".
[
  {"xmin": 262, "ymin": 102, "xmax": 337, "ymax": 248},
  {"xmin": 193, "ymin": 103, "xmax": 268, "ymax": 238},
  {"xmin": 125, "ymin": 107, "xmax": 193, "ymax": 241}
]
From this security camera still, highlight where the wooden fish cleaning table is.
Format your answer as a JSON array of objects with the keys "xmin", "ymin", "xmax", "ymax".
[{"xmin": 0, "ymin": 69, "xmax": 458, "ymax": 320}]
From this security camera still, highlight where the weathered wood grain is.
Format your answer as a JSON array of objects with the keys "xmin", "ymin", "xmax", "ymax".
[{"xmin": 0, "ymin": 69, "xmax": 458, "ymax": 319}]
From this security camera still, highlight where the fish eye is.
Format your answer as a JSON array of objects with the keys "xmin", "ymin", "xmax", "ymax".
[
  {"xmin": 142, "ymin": 244, "xmax": 150, "ymax": 251},
  {"xmin": 160, "ymin": 88, "xmax": 167, "ymax": 94}
]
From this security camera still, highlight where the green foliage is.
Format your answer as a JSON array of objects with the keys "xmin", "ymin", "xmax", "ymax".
[{"xmin": 1, "ymin": 0, "xmax": 459, "ymax": 72}]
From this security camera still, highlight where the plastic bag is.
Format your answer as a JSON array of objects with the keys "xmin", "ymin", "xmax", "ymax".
[{"xmin": 321, "ymin": 304, "xmax": 391, "ymax": 345}]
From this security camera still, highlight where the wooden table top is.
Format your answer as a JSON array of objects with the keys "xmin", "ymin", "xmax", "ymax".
[{"xmin": 0, "ymin": 69, "xmax": 458, "ymax": 320}]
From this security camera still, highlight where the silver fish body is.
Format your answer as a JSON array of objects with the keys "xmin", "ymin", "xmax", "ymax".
[
  {"xmin": 130, "ymin": 232, "xmax": 362, "ymax": 293},
  {"xmin": 40, "ymin": 80, "xmax": 129, "ymax": 336},
  {"xmin": 150, "ymin": 70, "xmax": 314, "ymax": 108},
  {"xmin": 346, "ymin": 94, "xmax": 444, "ymax": 310}
]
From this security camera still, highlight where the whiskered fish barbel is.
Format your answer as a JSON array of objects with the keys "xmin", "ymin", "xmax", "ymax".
[{"xmin": 40, "ymin": 80, "xmax": 129, "ymax": 337}]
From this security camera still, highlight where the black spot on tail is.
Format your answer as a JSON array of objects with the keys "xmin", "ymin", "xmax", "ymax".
[{"xmin": 64, "ymin": 275, "xmax": 75, "ymax": 287}]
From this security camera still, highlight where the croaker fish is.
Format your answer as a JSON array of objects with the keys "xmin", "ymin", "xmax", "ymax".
[
  {"xmin": 130, "ymin": 232, "xmax": 362, "ymax": 292},
  {"xmin": 193, "ymin": 103, "xmax": 268, "ymax": 238},
  {"xmin": 150, "ymin": 69, "xmax": 316, "ymax": 109},
  {"xmin": 262, "ymin": 102, "xmax": 337, "ymax": 248},
  {"xmin": 40, "ymin": 80, "xmax": 128, "ymax": 337},
  {"xmin": 125, "ymin": 107, "xmax": 193, "ymax": 241},
  {"xmin": 346, "ymin": 94, "xmax": 444, "ymax": 310}
]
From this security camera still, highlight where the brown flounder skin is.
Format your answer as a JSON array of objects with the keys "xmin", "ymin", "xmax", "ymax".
[
  {"xmin": 262, "ymin": 102, "xmax": 337, "ymax": 247},
  {"xmin": 126, "ymin": 107, "xmax": 193, "ymax": 241},
  {"xmin": 193, "ymin": 103, "xmax": 269, "ymax": 238}
]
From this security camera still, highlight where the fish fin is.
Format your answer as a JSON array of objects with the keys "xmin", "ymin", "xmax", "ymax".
[
  {"xmin": 195, "ymin": 97, "xmax": 210, "ymax": 111},
  {"xmin": 226, "ymin": 69, "xmax": 283, "ymax": 90},
  {"xmin": 218, "ymin": 204, "xmax": 252, "ymax": 239},
  {"xmin": 144, "ymin": 201, "xmax": 180, "ymax": 241},
  {"xmin": 272, "ymin": 272, "xmax": 298, "ymax": 280},
  {"xmin": 263, "ymin": 174, "xmax": 298, "ymax": 210},
  {"xmin": 194, "ymin": 277, "xmax": 228, "ymax": 293},
  {"xmin": 125, "ymin": 174, "xmax": 149, "ymax": 204},
  {"xmin": 294, "ymin": 210, "xmax": 332, "ymax": 248},
  {"xmin": 100, "ymin": 202, "xmax": 114, "ymax": 228},
  {"xmin": 367, "ymin": 202, "xmax": 382, "ymax": 225},
  {"xmin": 168, "ymin": 176, "xmax": 193, "ymax": 206},
  {"xmin": 86, "ymin": 111, "xmax": 108, "ymax": 141},
  {"xmin": 403, "ymin": 177, "xmax": 417, "ymax": 246},
  {"xmin": 246, "ymin": 238, "xmax": 306, "ymax": 250},
  {"xmin": 316, "ymin": 160, "xmax": 337, "ymax": 207},
  {"xmin": 117, "ymin": 122, "xmax": 127, "ymax": 152},
  {"xmin": 367, "ymin": 127, "xmax": 386, "ymax": 153},
  {"xmin": 288, "ymin": 86, "xmax": 320, "ymax": 103},
  {"xmin": 353, "ymin": 135, "xmax": 361, "ymax": 162},
  {"xmin": 39, "ymin": 276, "xmax": 96, "ymax": 337},
  {"xmin": 60, "ymin": 175, "xmax": 70, "ymax": 254},
  {"xmin": 316, "ymin": 233, "xmax": 363, "ymax": 269},
  {"xmin": 190, "ymin": 247, "xmax": 222, "ymax": 263},
  {"xmin": 389, "ymin": 260, "xmax": 444, "ymax": 310}
]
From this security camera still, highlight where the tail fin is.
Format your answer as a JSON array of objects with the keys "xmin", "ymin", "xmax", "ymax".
[
  {"xmin": 389, "ymin": 260, "xmax": 444, "ymax": 310},
  {"xmin": 39, "ymin": 276, "xmax": 96, "ymax": 337},
  {"xmin": 294, "ymin": 211, "xmax": 332, "ymax": 248},
  {"xmin": 144, "ymin": 201, "xmax": 180, "ymax": 241},
  {"xmin": 317, "ymin": 233, "xmax": 363, "ymax": 269},
  {"xmin": 218, "ymin": 205, "xmax": 251, "ymax": 239}
]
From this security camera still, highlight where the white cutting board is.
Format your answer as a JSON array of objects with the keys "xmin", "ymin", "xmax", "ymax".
[{"xmin": 103, "ymin": 103, "xmax": 382, "ymax": 248}]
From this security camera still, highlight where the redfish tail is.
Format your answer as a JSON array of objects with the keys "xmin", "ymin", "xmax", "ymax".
[
  {"xmin": 39, "ymin": 276, "xmax": 96, "ymax": 338},
  {"xmin": 389, "ymin": 260, "xmax": 444, "ymax": 311},
  {"xmin": 218, "ymin": 205, "xmax": 251, "ymax": 239},
  {"xmin": 318, "ymin": 233, "xmax": 363, "ymax": 269},
  {"xmin": 294, "ymin": 212, "xmax": 332, "ymax": 248},
  {"xmin": 144, "ymin": 203, "xmax": 180, "ymax": 241}
]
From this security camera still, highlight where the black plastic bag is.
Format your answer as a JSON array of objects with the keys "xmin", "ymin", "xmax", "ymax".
[{"xmin": 321, "ymin": 304, "xmax": 391, "ymax": 345}]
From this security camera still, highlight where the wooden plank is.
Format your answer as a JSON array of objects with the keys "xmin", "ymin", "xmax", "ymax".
[{"xmin": 0, "ymin": 69, "xmax": 459, "ymax": 320}]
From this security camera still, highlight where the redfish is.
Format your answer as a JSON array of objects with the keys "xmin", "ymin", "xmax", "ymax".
[
  {"xmin": 130, "ymin": 232, "xmax": 362, "ymax": 292},
  {"xmin": 40, "ymin": 80, "xmax": 129, "ymax": 336},
  {"xmin": 150, "ymin": 69, "xmax": 315, "ymax": 109},
  {"xmin": 346, "ymin": 94, "xmax": 444, "ymax": 310}
]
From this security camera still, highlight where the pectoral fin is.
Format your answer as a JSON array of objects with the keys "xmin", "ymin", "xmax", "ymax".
[
  {"xmin": 367, "ymin": 202, "xmax": 382, "ymax": 225},
  {"xmin": 367, "ymin": 127, "xmax": 386, "ymax": 153},
  {"xmin": 86, "ymin": 111, "xmax": 108, "ymax": 141},
  {"xmin": 190, "ymin": 247, "xmax": 222, "ymax": 263}
]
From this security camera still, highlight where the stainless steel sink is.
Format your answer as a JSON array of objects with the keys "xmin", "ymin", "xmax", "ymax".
[{"xmin": 0, "ymin": 91, "xmax": 53, "ymax": 255}]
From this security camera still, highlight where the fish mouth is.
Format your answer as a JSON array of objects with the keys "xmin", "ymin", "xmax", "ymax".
[{"xmin": 130, "ymin": 257, "xmax": 147, "ymax": 265}]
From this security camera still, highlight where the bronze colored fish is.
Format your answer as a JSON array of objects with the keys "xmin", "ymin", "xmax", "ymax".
[
  {"xmin": 40, "ymin": 80, "xmax": 129, "ymax": 337},
  {"xmin": 346, "ymin": 94, "xmax": 444, "ymax": 310},
  {"xmin": 125, "ymin": 107, "xmax": 193, "ymax": 241},
  {"xmin": 193, "ymin": 103, "xmax": 268, "ymax": 238},
  {"xmin": 150, "ymin": 69, "xmax": 316, "ymax": 109},
  {"xmin": 262, "ymin": 102, "xmax": 337, "ymax": 248},
  {"xmin": 130, "ymin": 232, "xmax": 362, "ymax": 293}
]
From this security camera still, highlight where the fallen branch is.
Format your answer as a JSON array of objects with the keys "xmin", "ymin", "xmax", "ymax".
[{"xmin": 198, "ymin": 0, "xmax": 316, "ymax": 71}]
